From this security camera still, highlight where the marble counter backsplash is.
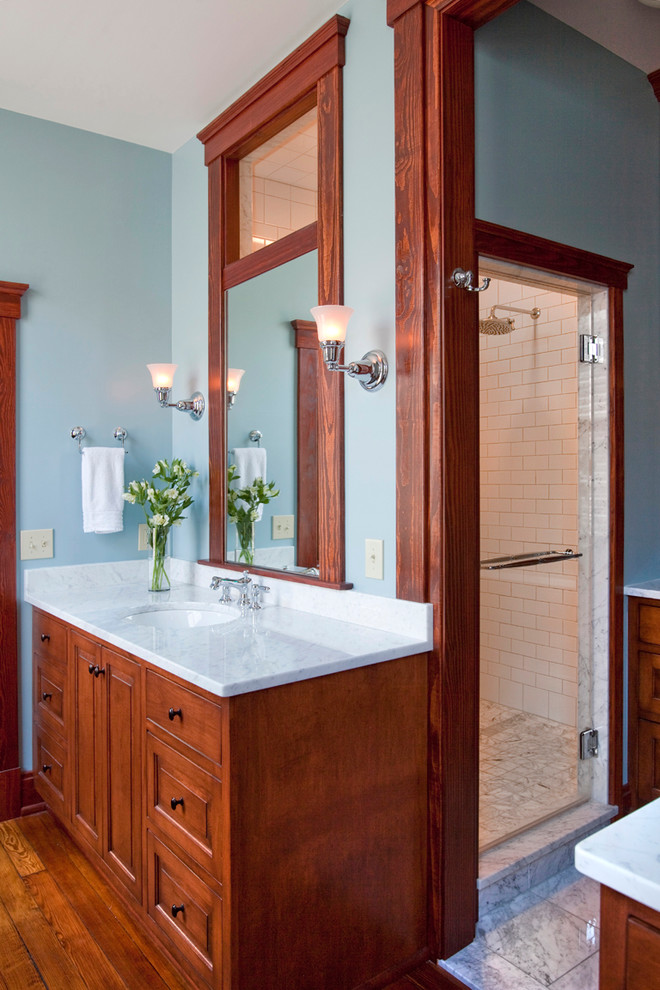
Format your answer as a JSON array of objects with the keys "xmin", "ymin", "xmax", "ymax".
[{"xmin": 24, "ymin": 558, "xmax": 432, "ymax": 698}]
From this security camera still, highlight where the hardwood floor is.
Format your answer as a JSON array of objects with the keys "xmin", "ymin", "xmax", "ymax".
[{"xmin": 0, "ymin": 812, "xmax": 466, "ymax": 990}]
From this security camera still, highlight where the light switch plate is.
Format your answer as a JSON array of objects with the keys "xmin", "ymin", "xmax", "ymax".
[
  {"xmin": 272, "ymin": 515, "xmax": 295, "ymax": 540},
  {"xmin": 138, "ymin": 523, "xmax": 150, "ymax": 552},
  {"xmin": 20, "ymin": 528, "xmax": 54, "ymax": 560},
  {"xmin": 365, "ymin": 538, "xmax": 384, "ymax": 580}
]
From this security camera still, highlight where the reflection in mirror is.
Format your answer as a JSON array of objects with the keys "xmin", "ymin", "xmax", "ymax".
[
  {"xmin": 239, "ymin": 108, "xmax": 317, "ymax": 257},
  {"xmin": 226, "ymin": 252, "xmax": 317, "ymax": 572}
]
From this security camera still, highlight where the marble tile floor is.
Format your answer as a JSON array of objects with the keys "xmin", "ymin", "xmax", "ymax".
[
  {"xmin": 441, "ymin": 866, "xmax": 600, "ymax": 990},
  {"xmin": 480, "ymin": 701, "xmax": 579, "ymax": 850}
]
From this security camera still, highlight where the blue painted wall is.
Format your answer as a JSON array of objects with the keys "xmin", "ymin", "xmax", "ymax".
[
  {"xmin": 0, "ymin": 108, "xmax": 172, "ymax": 763},
  {"xmin": 475, "ymin": 2, "xmax": 660, "ymax": 584}
]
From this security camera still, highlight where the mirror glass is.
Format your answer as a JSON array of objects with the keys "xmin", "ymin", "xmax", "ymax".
[{"xmin": 226, "ymin": 251, "xmax": 318, "ymax": 573}]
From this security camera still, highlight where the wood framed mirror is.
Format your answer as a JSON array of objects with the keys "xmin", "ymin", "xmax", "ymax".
[{"xmin": 198, "ymin": 15, "xmax": 350, "ymax": 588}]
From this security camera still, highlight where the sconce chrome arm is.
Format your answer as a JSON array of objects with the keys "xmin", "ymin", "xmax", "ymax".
[
  {"xmin": 154, "ymin": 387, "xmax": 205, "ymax": 420},
  {"xmin": 319, "ymin": 342, "xmax": 388, "ymax": 392}
]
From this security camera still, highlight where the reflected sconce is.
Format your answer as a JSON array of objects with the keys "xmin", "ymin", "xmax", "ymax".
[
  {"xmin": 227, "ymin": 368, "xmax": 245, "ymax": 409},
  {"xmin": 310, "ymin": 305, "xmax": 388, "ymax": 392},
  {"xmin": 146, "ymin": 363, "xmax": 205, "ymax": 420}
]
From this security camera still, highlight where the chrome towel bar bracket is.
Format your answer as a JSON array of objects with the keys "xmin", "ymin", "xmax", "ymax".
[{"xmin": 71, "ymin": 426, "xmax": 128, "ymax": 453}]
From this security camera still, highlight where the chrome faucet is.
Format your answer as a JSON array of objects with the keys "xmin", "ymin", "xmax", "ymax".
[{"xmin": 210, "ymin": 570, "xmax": 252, "ymax": 607}]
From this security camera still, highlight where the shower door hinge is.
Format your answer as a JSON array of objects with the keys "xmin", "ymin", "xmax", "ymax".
[
  {"xmin": 579, "ymin": 728, "xmax": 599, "ymax": 760},
  {"xmin": 580, "ymin": 335, "xmax": 605, "ymax": 364}
]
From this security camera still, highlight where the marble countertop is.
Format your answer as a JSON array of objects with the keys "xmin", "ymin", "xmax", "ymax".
[
  {"xmin": 24, "ymin": 559, "xmax": 432, "ymax": 699},
  {"xmin": 575, "ymin": 798, "xmax": 660, "ymax": 913},
  {"xmin": 624, "ymin": 579, "xmax": 660, "ymax": 600}
]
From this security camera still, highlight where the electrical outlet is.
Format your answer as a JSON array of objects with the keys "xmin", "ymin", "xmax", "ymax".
[
  {"xmin": 20, "ymin": 528, "xmax": 54, "ymax": 560},
  {"xmin": 365, "ymin": 538, "xmax": 384, "ymax": 580},
  {"xmin": 272, "ymin": 515, "xmax": 295, "ymax": 540},
  {"xmin": 138, "ymin": 523, "xmax": 150, "ymax": 552}
]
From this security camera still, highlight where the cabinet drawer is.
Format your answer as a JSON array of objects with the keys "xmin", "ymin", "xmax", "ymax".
[
  {"xmin": 146, "ymin": 670, "xmax": 222, "ymax": 765},
  {"xmin": 147, "ymin": 831, "xmax": 222, "ymax": 988},
  {"xmin": 34, "ymin": 653, "xmax": 67, "ymax": 737},
  {"xmin": 147, "ymin": 733, "xmax": 222, "ymax": 880},
  {"xmin": 34, "ymin": 725, "xmax": 67, "ymax": 818},
  {"xmin": 33, "ymin": 610, "xmax": 67, "ymax": 663},
  {"xmin": 639, "ymin": 651, "xmax": 660, "ymax": 718}
]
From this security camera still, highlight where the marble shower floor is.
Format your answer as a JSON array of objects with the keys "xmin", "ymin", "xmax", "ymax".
[
  {"xmin": 442, "ymin": 867, "xmax": 600, "ymax": 990},
  {"xmin": 480, "ymin": 701, "xmax": 579, "ymax": 850}
]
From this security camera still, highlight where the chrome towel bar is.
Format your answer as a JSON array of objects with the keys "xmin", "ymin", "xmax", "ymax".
[{"xmin": 480, "ymin": 549, "xmax": 582, "ymax": 571}]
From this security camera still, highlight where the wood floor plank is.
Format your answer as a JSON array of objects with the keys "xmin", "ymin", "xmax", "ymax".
[
  {"xmin": 18, "ymin": 814, "xmax": 191, "ymax": 990},
  {"xmin": 23, "ymin": 871, "xmax": 128, "ymax": 990},
  {"xmin": 0, "ymin": 821, "xmax": 44, "ymax": 877},
  {"xmin": 0, "ymin": 897, "xmax": 45, "ymax": 989},
  {"xmin": 0, "ymin": 843, "xmax": 88, "ymax": 990}
]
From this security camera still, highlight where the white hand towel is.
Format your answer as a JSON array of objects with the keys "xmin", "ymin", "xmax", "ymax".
[
  {"xmin": 81, "ymin": 447, "xmax": 125, "ymax": 534},
  {"xmin": 230, "ymin": 447, "xmax": 267, "ymax": 521}
]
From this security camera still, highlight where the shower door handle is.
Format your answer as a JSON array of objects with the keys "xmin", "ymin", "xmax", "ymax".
[{"xmin": 480, "ymin": 549, "xmax": 583, "ymax": 571}]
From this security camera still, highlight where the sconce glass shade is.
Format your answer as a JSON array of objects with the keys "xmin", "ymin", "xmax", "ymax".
[
  {"xmin": 310, "ymin": 305, "xmax": 353, "ymax": 344},
  {"xmin": 227, "ymin": 368, "xmax": 245, "ymax": 394},
  {"xmin": 147, "ymin": 363, "xmax": 177, "ymax": 390}
]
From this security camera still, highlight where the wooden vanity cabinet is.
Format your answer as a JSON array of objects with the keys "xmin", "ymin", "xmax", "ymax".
[
  {"xmin": 33, "ymin": 611, "xmax": 428, "ymax": 990},
  {"xmin": 69, "ymin": 629, "xmax": 143, "ymax": 902},
  {"xmin": 628, "ymin": 598, "xmax": 660, "ymax": 806},
  {"xmin": 600, "ymin": 886, "xmax": 660, "ymax": 989},
  {"xmin": 33, "ymin": 610, "xmax": 69, "ymax": 817}
]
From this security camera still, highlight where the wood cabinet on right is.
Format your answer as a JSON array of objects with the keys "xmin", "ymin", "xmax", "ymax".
[
  {"xmin": 600, "ymin": 886, "xmax": 660, "ymax": 989},
  {"xmin": 628, "ymin": 598, "xmax": 660, "ymax": 806}
]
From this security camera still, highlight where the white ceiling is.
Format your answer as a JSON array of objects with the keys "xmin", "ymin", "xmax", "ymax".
[{"xmin": 0, "ymin": 0, "xmax": 657, "ymax": 153}]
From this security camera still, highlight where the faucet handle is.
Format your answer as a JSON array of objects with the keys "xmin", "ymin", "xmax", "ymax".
[
  {"xmin": 239, "ymin": 570, "xmax": 251, "ymax": 584},
  {"xmin": 210, "ymin": 575, "xmax": 222, "ymax": 590},
  {"xmin": 250, "ymin": 583, "xmax": 270, "ymax": 609}
]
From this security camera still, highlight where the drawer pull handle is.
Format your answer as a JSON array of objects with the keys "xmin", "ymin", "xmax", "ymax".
[
  {"xmin": 42, "ymin": 692, "xmax": 53, "ymax": 701},
  {"xmin": 88, "ymin": 664, "xmax": 105, "ymax": 677},
  {"xmin": 40, "ymin": 633, "xmax": 50, "ymax": 642},
  {"xmin": 168, "ymin": 708, "xmax": 183, "ymax": 721},
  {"xmin": 42, "ymin": 764, "xmax": 52, "ymax": 774},
  {"xmin": 171, "ymin": 903, "xmax": 185, "ymax": 918},
  {"xmin": 170, "ymin": 797, "xmax": 184, "ymax": 811}
]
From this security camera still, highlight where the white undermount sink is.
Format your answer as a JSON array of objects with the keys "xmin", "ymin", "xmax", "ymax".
[{"xmin": 123, "ymin": 604, "xmax": 239, "ymax": 630}]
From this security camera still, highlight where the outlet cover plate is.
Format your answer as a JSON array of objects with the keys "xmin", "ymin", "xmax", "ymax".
[
  {"xmin": 138, "ymin": 523, "xmax": 150, "ymax": 552},
  {"xmin": 272, "ymin": 515, "xmax": 295, "ymax": 540},
  {"xmin": 365, "ymin": 538, "xmax": 384, "ymax": 580},
  {"xmin": 20, "ymin": 528, "xmax": 54, "ymax": 560}
]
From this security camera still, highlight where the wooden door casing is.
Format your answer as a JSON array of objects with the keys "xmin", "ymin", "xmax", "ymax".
[{"xmin": 0, "ymin": 281, "xmax": 28, "ymax": 822}]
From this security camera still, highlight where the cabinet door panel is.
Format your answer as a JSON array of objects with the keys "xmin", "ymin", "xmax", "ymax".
[
  {"xmin": 638, "ymin": 651, "xmax": 660, "ymax": 718},
  {"xmin": 638, "ymin": 719, "xmax": 660, "ymax": 804},
  {"xmin": 34, "ymin": 654, "xmax": 67, "ymax": 738},
  {"xmin": 103, "ymin": 648, "xmax": 142, "ymax": 901},
  {"xmin": 71, "ymin": 632, "xmax": 102, "ymax": 852}
]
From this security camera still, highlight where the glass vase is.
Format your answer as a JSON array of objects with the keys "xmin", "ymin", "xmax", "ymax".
[
  {"xmin": 149, "ymin": 526, "xmax": 170, "ymax": 592},
  {"xmin": 235, "ymin": 519, "xmax": 255, "ymax": 566}
]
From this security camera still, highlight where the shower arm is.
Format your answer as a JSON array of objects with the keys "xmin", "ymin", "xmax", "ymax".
[{"xmin": 489, "ymin": 304, "xmax": 541, "ymax": 319}]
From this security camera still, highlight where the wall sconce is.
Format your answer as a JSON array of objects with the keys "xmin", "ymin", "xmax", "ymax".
[
  {"xmin": 146, "ymin": 363, "xmax": 205, "ymax": 420},
  {"xmin": 227, "ymin": 368, "xmax": 245, "ymax": 409},
  {"xmin": 310, "ymin": 306, "xmax": 388, "ymax": 392}
]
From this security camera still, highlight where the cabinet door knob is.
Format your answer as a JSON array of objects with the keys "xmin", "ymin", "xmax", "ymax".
[
  {"xmin": 93, "ymin": 665, "xmax": 105, "ymax": 678},
  {"xmin": 171, "ymin": 903, "xmax": 185, "ymax": 918},
  {"xmin": 168, "ymin": 708, "xmax": 183, "ymax": 721},
  {"xmin": 42, "ymin": 764, "xmax": 52, "ymax": 774},
  {"xmin": 41, "ymin": 633, "xmax": 50, "ymax": 642},
  {"xmin": 170, "ymin": 797, "xmax": 184, "ymax": 811},
  {"xmin": 42, "ymin": 691, "xmax": 53, "ymax": 701},
  {"xmin": 88, "ymin": 663, "xmax": 96, "ymax": 675}
]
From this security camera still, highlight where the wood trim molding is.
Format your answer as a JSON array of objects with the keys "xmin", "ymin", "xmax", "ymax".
[
  {"xmin": 648, "ymin": 68, "xmax": 660, "ymax": 102},
  {"xmin": 199, "ymin": 18, "xmax": 348, "ymax": 587},
  {"xmin": 292, "ymin": 321, "xmax": 319, "ymax": 569},
  {"xmin": 198, "ymin": 15, "xmax": 349, "ymax": 163},
  {"xmin": 0, "ymin": 279, "xmax": 27, "ymax": 823},
  {"xmin": 475, "ymin": 219, "xmax": 633, "ymax": 289}
]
